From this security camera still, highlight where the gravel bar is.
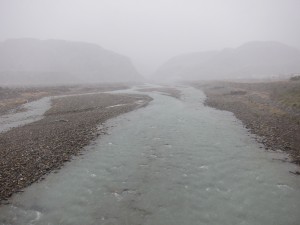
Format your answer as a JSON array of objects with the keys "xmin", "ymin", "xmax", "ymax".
[
  {"xmin": 191, "ymin": 81, "xmax": 300, "ymax": 169},
  {"xmin": 0, "ymin": 92, "xmax": 152, "ymax": 203}
]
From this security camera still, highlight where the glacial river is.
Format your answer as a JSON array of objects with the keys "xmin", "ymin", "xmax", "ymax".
[
  {"xmin": 0, "ymin": 86, "xmax": 299, "ymax": 225},
  {"xmin": 0, "ymin": 97, "xmax": 52, "ymax": 133}
]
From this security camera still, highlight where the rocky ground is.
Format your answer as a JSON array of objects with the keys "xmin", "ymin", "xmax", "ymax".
[
  {"xmin": 0, "ymin": 83, "xmax": 130, "ymax": 115},
  {"xmin": 0, "ymin": 91, "xmax": 152, "ymax": 203},
  {"xmin": 191, "ymin": 80, "xmax": 300, "ymax": 170}
]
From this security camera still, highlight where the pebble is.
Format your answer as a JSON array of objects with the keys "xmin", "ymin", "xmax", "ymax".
[{"xmin": 0, "ymin": 92, "xmax": 152, "ymax": 202}]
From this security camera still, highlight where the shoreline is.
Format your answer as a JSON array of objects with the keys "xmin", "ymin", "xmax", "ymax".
[
  {"xmin": 190, "ymin": 80, "xmax": 300, "ymax": 170},
  {"xmin": 0, "ymin": 91, "xmax": 152, "ymax": 203},
  {"xmin": 0, "ymin": 83, "xmax": 131, "ymax": 116}
]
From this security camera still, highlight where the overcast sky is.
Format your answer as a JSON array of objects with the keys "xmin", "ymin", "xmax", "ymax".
[{"xmin": 1, "ymin": 0, "xmax": 300, "ymax": 75}]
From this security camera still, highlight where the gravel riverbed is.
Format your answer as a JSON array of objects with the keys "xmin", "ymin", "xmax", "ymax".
[
  {"xmin": 192, "ymin": 81, "xmax": 300, "ymax": 169},
  {"xmin": 0, "ymin": 92, "xmax": 152, "ymax": 203}
]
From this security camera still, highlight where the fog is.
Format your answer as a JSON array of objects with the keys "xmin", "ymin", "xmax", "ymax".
[
  {"xmin": 1, "ymin": 0, "xmax": 300, "ymax": 77},
  {"xmin": 1, "ymin": 2, "xmax": 300, "ymax": 223}
]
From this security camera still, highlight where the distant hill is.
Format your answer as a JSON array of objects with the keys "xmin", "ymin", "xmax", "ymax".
[
  {"xmin": 0, "ymin": 38, "xmax": 143, "ymax": 85},
  {"xmin": 154, "ymin": 41, "xmax": 300, "ymax": 81}
]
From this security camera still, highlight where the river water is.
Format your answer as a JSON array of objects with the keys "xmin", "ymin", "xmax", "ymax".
[
  {"xmin": 0, "ymin": 86, "xmax": 299, "ymax": 225},
  {"xmin": 0, "ymin": 97, "xmax": 52, "ymax": 133}
]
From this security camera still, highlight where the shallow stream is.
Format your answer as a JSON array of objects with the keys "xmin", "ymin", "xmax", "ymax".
[
  {"xmin": 0, "ymin": 86, "xmax": 299, "ymax": 225},
  {"xmin": 0, "ymin": 97, "xmax": 52, "ymax": 133}
]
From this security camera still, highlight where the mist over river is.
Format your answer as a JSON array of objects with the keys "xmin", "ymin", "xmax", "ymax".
[{"xmin": 0, "ymin": 86, "xmax": 299, "ymax": 225}]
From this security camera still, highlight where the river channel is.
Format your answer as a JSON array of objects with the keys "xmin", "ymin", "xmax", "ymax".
[{"xmin": 0, "ymin": 86, "xmax": 299, "ymax": 225}]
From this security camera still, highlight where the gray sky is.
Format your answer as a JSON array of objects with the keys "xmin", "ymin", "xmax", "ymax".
[{"xmin": 1, "ymin": 0, "xmax": 300, "ymax": 75}]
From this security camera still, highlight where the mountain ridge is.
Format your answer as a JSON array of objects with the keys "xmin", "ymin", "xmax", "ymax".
[
  {"xmin": 0, "ymin": 38, "xmax": 143, "ymax": 85},
  {"xmin": 154, "ymin": 41, "xmax": 300, "ymax": 81}
]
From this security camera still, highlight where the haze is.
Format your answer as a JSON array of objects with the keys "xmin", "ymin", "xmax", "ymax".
[
  {"xmin": 1, "ymin": 1, "xmax": 300, "ymax": 223},
  {"xmin": 1, "ymin": 0, "xmax": 300, "ymax": 76}
]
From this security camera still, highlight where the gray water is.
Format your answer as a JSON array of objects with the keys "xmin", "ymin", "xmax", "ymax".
[
  {"xmin": 0, "ymin": 97, "xmax": 52, "ymax": 133},
  {"xmin": 0, "ymin": 87, "xmax": 299, "ymax": 225},
  {"xmin": 0, "ymin": 91, "xmax": 113, "ymax": 134}
]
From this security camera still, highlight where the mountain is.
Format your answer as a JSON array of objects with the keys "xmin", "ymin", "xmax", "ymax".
[
  {"xmin": 0, "ymin": 38, "xmax": 143, "ymax": 85},
  {"xmin": 154, "ymin": 41, "xmax": 300, "ymax": 81}
]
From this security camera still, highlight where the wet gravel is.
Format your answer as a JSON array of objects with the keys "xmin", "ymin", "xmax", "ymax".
[
  {"xmin": 0, "ymin": 84, "xmax": 131, "ymax": 116},
  {"xmin": 192, "ymin": 81, "xmax": 300, "ymax": 168},
  {"xmin": 0, "ymin": 93, "xmax": 152, "ymax": 203}
]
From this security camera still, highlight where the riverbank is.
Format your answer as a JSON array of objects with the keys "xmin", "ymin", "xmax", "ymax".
[
  {"xmin": 0, "ymin": 92, "xmax": 152, "ymax": 203},
  {"xmin": 191, "ymin": 80, "xmax": 300, "ymax": 169},
  {"xmin": 0, "ymin": 83, "xmax": 131, "ymax": 116}
]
